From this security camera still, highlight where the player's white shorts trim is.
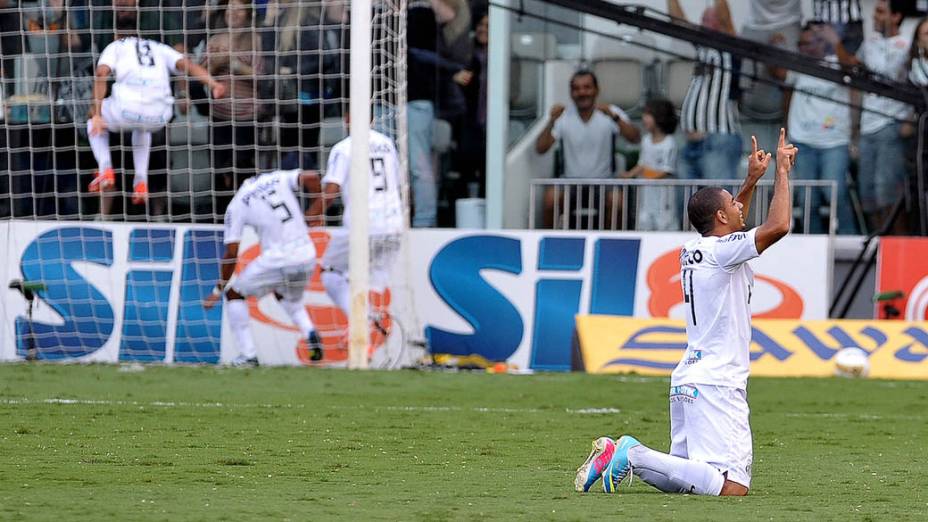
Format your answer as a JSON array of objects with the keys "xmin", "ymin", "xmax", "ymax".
[
  {"xmin": 669, "ymin": 383, "xmax": 753, "ymax": 488},
  {"xmin": 100, "ymin": 97, "xmax": 172, "ymax": 133},
  {"xmin": 322, "ymin": 230, "xmax": 401, "ymax": 292},
  {"xmin": 231, "ymin": 254, "xmax": 314, "ymax": 301}
]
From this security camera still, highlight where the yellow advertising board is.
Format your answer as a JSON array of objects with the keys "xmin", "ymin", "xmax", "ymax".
[{"xmin": 575, "ymin": 316, "xmax": 928, "ymax": 380}]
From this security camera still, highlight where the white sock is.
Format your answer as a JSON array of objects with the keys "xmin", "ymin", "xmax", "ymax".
[
  {"xmin": 87, "ymin": 120, "xmax": 112, "ymax": 171},
  {"xmin": 278, "ymin": 297, "xmax": 316, "ymax": 338},
  {"xmin": 628, "ymin": 444, "xmax": 724, "ymax": 496},
  {"xmin": 227, "ymin": 299, "xmax": 256, "ymax": 359},
  {"xmin": 131, "ymin": 130, "xmax": 151, "ymax": 186},
  {"xmin": 321, "ymin": 270, "xmax": 350, "ymax": 316}
]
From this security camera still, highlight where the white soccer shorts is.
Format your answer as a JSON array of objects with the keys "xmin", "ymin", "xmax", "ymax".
[
  {"xmin": 231, "ymin": 254, "xmax": 314, "ymax": 302},
  {"xmin": 322, "ymin": 230, "xmax": 401, "ymax": 292},
  {"xmin": 101, "ymin": 97, "xmax": 172, "ymax": 133},
  {"xmin": 668, "ymin": 383, "xmax": 753, "ymax": 488}
]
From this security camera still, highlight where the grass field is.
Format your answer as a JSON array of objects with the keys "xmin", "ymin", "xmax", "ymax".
[{"xmin": 0, "ymin": 365, "xmax": 925, "ymax": 521}]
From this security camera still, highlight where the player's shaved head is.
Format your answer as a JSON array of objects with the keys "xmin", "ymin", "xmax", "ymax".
[{"xmin": 688, "ymin": 187, "xmax": 727, "ymax": 235}]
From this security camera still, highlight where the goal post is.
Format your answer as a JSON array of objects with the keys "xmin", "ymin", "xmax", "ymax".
[{"xmin": 348, "ymin": 0, "xmax": 371, "ymax": 370}]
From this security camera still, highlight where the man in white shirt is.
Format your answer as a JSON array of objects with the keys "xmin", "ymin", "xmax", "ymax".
[
  {"xmin": 575, "ymin": 130, "xmax": 797, "ymax": 497},
  {"xmin": 822, "ymin": 0, "xmax": 910, "ymax": 232},
  {"xmin": 87, "ymin": 10, "xmax": 224, "ymax": 216},
  {"xmin": 770, "ymin": 25, "xmax": 857, "ymax": 234},
  {"xmin": 535, "ymin": 70, "xmax": 641, "ymax": 228},
  {"xmin": 308, "ymin": 127, "xmax": 405, "ymax": 333},
  {"xmin": 203, "ymin": 169, "xmax": 323, "ymax": 366}
]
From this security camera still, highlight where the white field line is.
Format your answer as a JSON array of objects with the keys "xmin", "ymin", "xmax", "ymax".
[
  {"xmin": 783, "ymin": 412, "xmax": 923, "ymax": 420},
  {"xmin": 0, "ymin": 398, "xmax": 620, "ymax": 415}
]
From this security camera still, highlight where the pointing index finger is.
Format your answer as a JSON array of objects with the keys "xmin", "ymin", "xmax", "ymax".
[
  {"xmin": 751, "ymin": 135, "xmax": 758, "ymax": 156},
  {"xmin": 778, "ymin": 127, "xmax": 786, "ymax": 149}
]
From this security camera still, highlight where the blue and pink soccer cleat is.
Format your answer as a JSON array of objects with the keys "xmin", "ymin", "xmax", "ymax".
[
  {"xmin": 574, "ymin": 437, "xmax": 616, "ymax": 492},
  {"xmin": 603, "ymin": 435, "xmax": 641, "ymax": 493}
]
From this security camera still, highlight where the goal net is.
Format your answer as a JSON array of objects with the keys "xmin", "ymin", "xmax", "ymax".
[{"xmin": 0, "ymin": 0, "xmax": 416, "ymax": 367}]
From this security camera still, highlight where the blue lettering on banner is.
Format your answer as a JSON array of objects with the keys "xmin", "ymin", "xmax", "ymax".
[
  {"xmin": 531, "ymin": 238, "xmax": 585, "ymax": 370},
  {"xmin": 11, "ymin": 227, "xmax": 226, "ymax": 363},
  {"xmin": 120, "ymin": 270, "xmax": 173, "ymax": 361},
  {"xmin": 601, "ymin": 325, "xmax": 686, "ymax": 370},
  {"xmin": 173, "ymin": 230, "xmax": 223, "ymax": 364},
  {"xmin": 590, "ymin": 239, "xmax": 639, "ymax": 315},
  {"xmin": 425, "ymin": 235, "xmax": 524, "ymax": 362},
  {"xmin": 792, "ymin": 325, "xmax": 886, "ymax": 360},
  {"xmin": 749, "ymin": 327, "xmax": 793, "ymax": 361},
  {"xmin": 896, "ymin": 327, "xmax": 928, "ymax": 362},
  {"xmin": 120, "ymin": 229, "xmax": 176, "ymax": 361},
  {"xmin": 426, "ymin": 236, "xmax": 643, "ymax": 370},
  {"xmin": 16, "ymin": 227, "xmax": 115, "ymax": 359}
]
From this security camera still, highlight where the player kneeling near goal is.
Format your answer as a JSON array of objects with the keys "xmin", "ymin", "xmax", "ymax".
[
  {"xmin": 204, "ymin": 169, "xmax": 324, "ymax": 367},
  {"xmin": 575, "ymin": 130, "xmax": 797, "ymax": 497},
  {"xmin": 87, "ymin": 13, "xmax": 224, "ymax": 209},
  {"xmin": 308, "ymin": 126, "xmax": 404, "ymax": 340}
]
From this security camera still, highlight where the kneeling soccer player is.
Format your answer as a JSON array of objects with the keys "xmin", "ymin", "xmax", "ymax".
[{"xmin": 575, "ymin": 130, "xmax": 797, "ymax": 496}]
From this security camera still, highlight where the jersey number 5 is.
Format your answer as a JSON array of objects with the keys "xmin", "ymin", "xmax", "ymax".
[
  {"xmin": 135, "ymin": 41, "xmax": 155, "ymax": 67},
  {"xmin": 259, "ymin": 189, "xmax": 293, "ymax": 223}
]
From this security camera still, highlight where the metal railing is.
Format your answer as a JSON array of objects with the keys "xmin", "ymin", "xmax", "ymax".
[{"xmin": 529, "ymin": 178, "xmax": 839, "ymax": 235}]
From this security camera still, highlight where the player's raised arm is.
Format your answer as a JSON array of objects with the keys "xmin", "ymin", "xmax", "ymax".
[
  {"xmin": 736, "ymin": 135, "xmax": 771, "ymax": 219},
  {"xmin": 755, "ymin": 128, "xmax": 796, "ymax": 254},
  {"xmin": 176, "ymin": 57, "xmax": 226, "ymax": 99}
]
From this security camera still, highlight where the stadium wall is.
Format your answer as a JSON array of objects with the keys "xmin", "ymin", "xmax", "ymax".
[
  {"xmin": 2, "ymin": 222, "xmax": 831, "ymax": 370},
  {"xmin": 574, "ymin": 316, "xmax": 928, "ymax": 380}
]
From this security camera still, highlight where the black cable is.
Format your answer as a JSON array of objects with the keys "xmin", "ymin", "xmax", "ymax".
[{"xmin": 490, "ymin": 0, "xmax": 918, "ymax": 126}]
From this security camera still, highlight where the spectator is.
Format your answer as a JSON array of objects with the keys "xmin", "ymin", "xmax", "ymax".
[
  {"xmin": 822, "ymin": 0, "xmax": 910, "ymax": 233},
  {"xmin": 769, "ymin": 25, "xmax": 857, "ymax": 234},
  {"xmin": 452, "ymin": 12, "xmax": 489, "ymax": 197},
  {"xmin": 263, "ymin": 1, "xmax": 343, "ymax": 171},
  {"xmin": 535, "ymin": 70, "xmax": 641, "ymax": 229},
  {"xmin": 203, "ymin": 0, "xmax": 264, "ymax": 213},
  {"xmin": 406, "ymin": 0, "xmax": 455, "ymax": 228},
  {"xmin": 741, "ymin": 1, "xmax": 801, "ymax": 123},
  {"xmin": 435, "ymin": 0, "xmax": 471, "ymax": 122},
  {"xmin": 622, "ymin": 98, "xmax": 679, "ymax": 232},
  {"xmin": 746, "ymin": 0, "xmax": 800, "ymax": 33},
  {"xmin": 668, "ymin": 0, "xmax": 743, "ymax": 181},
  {"xmin": 53, "ymin": 0, "xmax": 94, "ymax": 219},
  {"xmin": 812, "ymin": 0, "xmax": 864, "ymax": 53},
  {"xmin": 0, "ymin": 0, "xmax": 22, "ymax": 97},
  {"xmin": 6, "ymin": 0, "xmax": 65, "ymax": 218},
  {"xmin": 908, "ymin": 16, "xmax": 928, "ymax": 85},
  {"xmin": 906, "ymin": 17, "xmax": 928, "ymax": 230}
]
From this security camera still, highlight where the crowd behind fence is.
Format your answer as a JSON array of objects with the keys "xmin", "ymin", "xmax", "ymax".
[{"xmin": 2, "ymin": 0, "xmax": 927, "ymax": 236}]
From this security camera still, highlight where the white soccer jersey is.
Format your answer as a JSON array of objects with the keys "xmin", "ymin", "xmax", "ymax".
[
  {"xmin": 323, "ymin": 130, "xmax": 404, "ymax": 236},
  {"xmin": 98, "ymin": 37, "xmax": 183, "ymax": 111},
  {"xmin": 224, "ymin": 170, "xmax": 314, "ymax": 264},
  {"xmin": 671, "ymin": 228, "xmax": 760, "ymax": 391}
]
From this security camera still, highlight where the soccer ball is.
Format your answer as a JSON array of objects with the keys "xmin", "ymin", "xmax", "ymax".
[{"xmin": 833, "ymin": 347, "xmax": 870, "ymax": 378}]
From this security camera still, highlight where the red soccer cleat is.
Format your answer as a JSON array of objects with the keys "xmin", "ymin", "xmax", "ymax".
[
  {"xmin": 132, "ymin": 181, "xmax": 148, "ymax": 205},
  {"xmin": 88, "ymin": 168, "xmax": 115, "ymax": 192}
]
